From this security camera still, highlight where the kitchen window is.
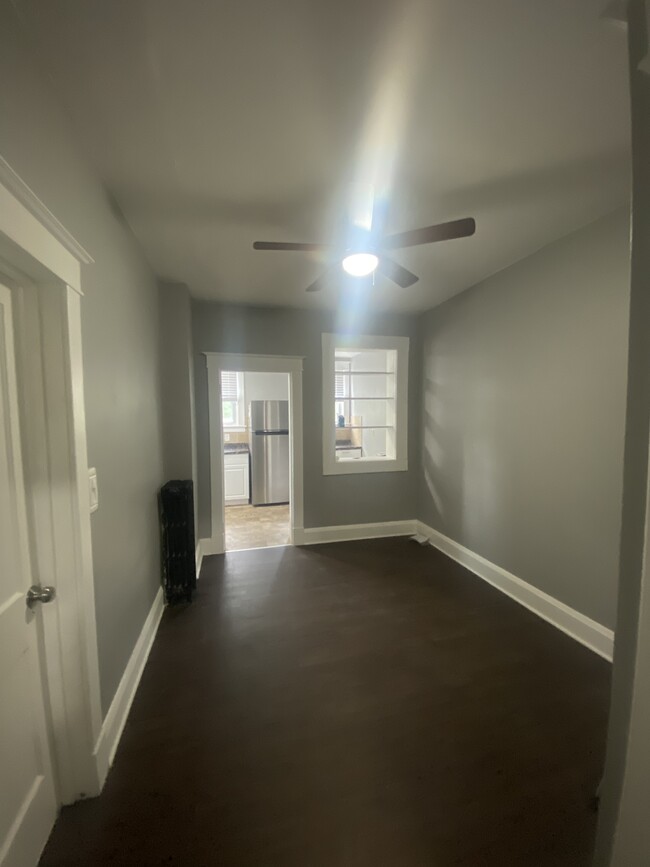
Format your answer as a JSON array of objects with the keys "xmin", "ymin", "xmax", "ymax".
[
  {"xmin": 322, "ymin": 333, "xmax": 409, "ymax": 475},
  {"xmin": 335, "ymin": 358, "xmax": 351, "ymax": 425},
  {"xmin": 221, "ymin": 370, "xmax": 245, "ymax": 428}
]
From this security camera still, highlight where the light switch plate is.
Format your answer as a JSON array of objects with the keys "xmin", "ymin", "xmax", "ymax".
[{"xmin": 88, "ymin": 467, "xmax": 99, "ymax": 513}]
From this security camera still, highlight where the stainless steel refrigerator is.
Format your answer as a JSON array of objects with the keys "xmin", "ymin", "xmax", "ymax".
[{"xmin": 249, "ymin": 400, "xmax": 290, "ymax": 505}]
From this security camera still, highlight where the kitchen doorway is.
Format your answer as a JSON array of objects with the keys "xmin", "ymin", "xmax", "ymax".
[
  {"xmin": 222, "ymin": 371, "xmax": 291, "ymax": 551},
  {"xmin": 205, "ymin": 353, "xmax": 304, "ymax": 556}
]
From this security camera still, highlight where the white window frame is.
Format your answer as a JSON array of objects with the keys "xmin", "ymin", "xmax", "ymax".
[
  {"xmin": 322, "ymin": 333, "xmax": 409, "ymax": 475},
  {"xmin": 220, "ymin": 370, "xmax": 245, "ymax": 429}
]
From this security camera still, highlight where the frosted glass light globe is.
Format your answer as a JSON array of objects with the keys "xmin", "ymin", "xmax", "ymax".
[{"xmin": 342, "ymin": 252, "xmax": 379, "ymax": 277}]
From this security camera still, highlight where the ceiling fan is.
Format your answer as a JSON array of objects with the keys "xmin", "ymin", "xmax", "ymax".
[{"xmin": 252, "ymin": 216, "xmax": 476, "ymax": 293}]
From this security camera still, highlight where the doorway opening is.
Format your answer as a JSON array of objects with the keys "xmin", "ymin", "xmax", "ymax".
[
  {"xmin": 205, "ymin": 352, "xmax": 304, "ymax": 556},
  {"xmin": 221, "ymin": 370, "xmax": 291, "ymax": 551}
]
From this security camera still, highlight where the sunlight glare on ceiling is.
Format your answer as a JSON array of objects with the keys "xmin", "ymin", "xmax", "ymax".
[{"xmin": 347, "ymin": 0, "xmax": 429, "ymax": 237}]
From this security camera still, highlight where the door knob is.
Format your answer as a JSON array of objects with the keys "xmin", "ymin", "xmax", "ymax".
[{"xmin": 26, "ymin": 585, "xmax": 56, "ymax": 609}]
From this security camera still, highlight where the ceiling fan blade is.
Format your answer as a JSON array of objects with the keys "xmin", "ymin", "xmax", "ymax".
[
  {"xmin": 381, "ymin": 217, "xmax": 476, "ymax": 250},
  {"xmin": 377, "ymin": 257, "xmax": 419, "ymax": 288},
  {"xmin": 253, "ymin": 241, "xmax": 332, "ymax": 252},
  {"xmin": 305, "ymin": 267, "xmax": 335, "ymax": 293}
]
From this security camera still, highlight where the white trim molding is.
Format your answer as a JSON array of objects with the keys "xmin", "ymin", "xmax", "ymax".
[
  {"xmin": 641, "ymin": 1, "xmax": 650, "ymax": 73},
  {"xmin": 0, "ymin": 155, "xmax": 93, "ymax": 266},
  {"xmin": 600, "ymin": 0, "xmax": 628, "ymax": 27},
  {"xmin": 296, "ymin": 520, "xmax": 417, "ymax": 546},
  {"xmin": 416, "ymin": 521, "xmax": 614, "ymax": 661},
  {"xmin": 602, "ymin": 0, "xmax": 650, "ymax": 73},
  {"xmin": 1, "ymin": 157, "xmax": 103, "ymax": 808},
  {"xmin": 14, "ymin": 282, "xmax": 104, "ymax": 804},
  {"xmin": 94, "ymin": 588, "xmax": 164, "ymax": 787},
  {"xmin": 195, "ymin": 541, "xmax": 204, "ymax": 577},
  {"xmin": 199, "ymin": 536, "xmax": 223, "ymax": 557},
  {"xmin": 204, "ymin": 353, "xmax": 304, "ymax": 555}
]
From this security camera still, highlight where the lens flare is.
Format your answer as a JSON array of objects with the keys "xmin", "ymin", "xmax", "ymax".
[{"xmin": 342, "ymin": 253, "xmax": 379, "ymax": 277}]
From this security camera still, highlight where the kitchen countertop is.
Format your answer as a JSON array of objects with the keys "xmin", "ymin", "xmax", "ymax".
[{"xmin": 224, "ymin": 443, "xmax": 249, "ymax": 454}]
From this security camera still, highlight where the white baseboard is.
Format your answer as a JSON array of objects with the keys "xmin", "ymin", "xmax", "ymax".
[
  {"xmin": 94, "ymin": 586, "xmax": 164, "ymax": 787},
  {"xmin": 296, "ymin": 519, "xmax": 417, "ymax": 546},
  {"xmin": 201, "ymin": 524, "xmax": 416, "ymax": 551},
  {"xmin": 416, "ymin": 521, "xmax": 614, "ymax": 661},
  {"xmin": 199, "ymin": 536, "xmax": 222, "ymax": 556},
  {"xmin": 202, "ymin": 520, "xmax": 612, "ymax": 661},
  {"xmin": 195, "ymin": 540, "xmax": 203, "ymax": 578}
]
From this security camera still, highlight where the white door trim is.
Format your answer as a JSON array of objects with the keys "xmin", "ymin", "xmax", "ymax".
[
  {"xmin": 0, "ymin": 157, "xmax": 102, "ymax": 805},
  {"xmin": 204, "ymin": 353, "xmax": 304, "ymax": 554},
  {"xmin": 0, "ymin": 281, "xmax": 58, "ymax": 867},
  {"xmin": 0, "ymin": 156, "xmax": 93, "ymax": 269},
  {"xmin": 641, "ymin": 2, "xmax": 650, "ymax": 73}
]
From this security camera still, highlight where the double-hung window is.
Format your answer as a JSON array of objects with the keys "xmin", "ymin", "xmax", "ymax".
[
  {"xmin": 322, "ymin": 333, "xmax": 409, "ymax": 474},
  {"xmin": 221, "ymin": 370, "xmax": 245, "ymax": 429}
]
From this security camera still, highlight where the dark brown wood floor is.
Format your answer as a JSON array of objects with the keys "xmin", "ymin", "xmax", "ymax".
[{"xmin": 39, "ymin": 538, "xmax": 610, "ymax": 866}]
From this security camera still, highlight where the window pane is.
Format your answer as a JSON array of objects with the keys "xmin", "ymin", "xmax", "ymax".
[
  {"xmin": 333, "ymin": 347, "xmax": 397, "ymax": 462},
  {"xmin": 221, "ymin": 371, "xmax": 239, "ymax": 400},
  {"xmin": 359, "ymin": 428, "xmax": 390, "ymax": 459},
  {"xmin": 326, "ymin": 334, "xmax": 408, "ymax": 474},
  {"xmin": 221, "ymin": 371, "xmax": 244, "ymax": 427},
  {"xmin": 334, "ymin": 427, "xmax": 395, "ymax": 460},
  {"xmin": 222, "ymin": 400, "xmax": 235, "ymax": 425}
]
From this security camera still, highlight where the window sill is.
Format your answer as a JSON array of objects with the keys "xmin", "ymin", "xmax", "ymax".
[{"xmin": 323, "ymin": 457, "xmax": 408, "ymax": 476}]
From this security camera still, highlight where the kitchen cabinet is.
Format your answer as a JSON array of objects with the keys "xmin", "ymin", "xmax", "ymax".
[{"xmin": 224, "ymin": 452, "xmax": 250, "ymax": 504}]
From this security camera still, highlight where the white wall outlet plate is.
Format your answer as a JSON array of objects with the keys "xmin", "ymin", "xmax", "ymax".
[
  {"xmin": 224, "ymin": 432, "xmax": 230, "ymax": 441},
  {"xmin": 88, "ymin": 467, "xmax": 99, "ymax": 513}
]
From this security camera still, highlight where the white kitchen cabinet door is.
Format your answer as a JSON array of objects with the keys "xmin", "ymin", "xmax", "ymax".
[{"xmin": 224, "ymin": 453, "xmax": 250, "ymax": 504}]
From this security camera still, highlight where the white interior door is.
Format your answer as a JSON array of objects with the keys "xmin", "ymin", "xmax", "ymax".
[{"xmin": 0, "ymin": 284, "xmax": 57, "ymax": 866}]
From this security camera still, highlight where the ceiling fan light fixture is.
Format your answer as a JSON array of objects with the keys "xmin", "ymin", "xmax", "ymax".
[
  {"xmin": 342, "ymin": 252, "xmax": 379, "ymax": 277},
  {"xmin": 253, "ymin": 216, "xmax": 475, "ymax": 291}
]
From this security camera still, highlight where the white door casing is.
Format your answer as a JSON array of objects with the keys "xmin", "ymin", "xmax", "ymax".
[
  {"xmin": 0, "ymin": 283, "xmax": 58, "ymax": 866},
  {"xmin": 0, "ymin": 158, "xmax": 103, "ymax": 808}
]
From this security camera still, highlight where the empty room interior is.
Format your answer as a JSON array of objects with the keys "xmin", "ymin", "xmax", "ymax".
[{"xmin": 1, "ymin": 1, "xmax": 650, "ymax": 865}]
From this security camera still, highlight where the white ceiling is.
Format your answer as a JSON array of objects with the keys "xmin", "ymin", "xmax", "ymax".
[{"xmin": 18, "ymin": 0, "xmax": 630, "ymax": 312}]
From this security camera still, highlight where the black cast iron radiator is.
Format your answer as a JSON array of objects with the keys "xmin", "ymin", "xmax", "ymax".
[{"xmin": 159, "ymin": 480, "xmax": 196, "ymax": 604}]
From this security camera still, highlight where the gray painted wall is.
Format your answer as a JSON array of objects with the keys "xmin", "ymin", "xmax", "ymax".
[
  {"xmin": 159, "ymin": 282, "xmax": 196, "ymax": 480},
  {"xmin": 192, "ymin": 303, "xmax": 421, "ymax": 537},
  {"xmin": 595, "ymin": 2, "xmax": 650, "ymax": 863},
  {"xmin": 1, "ymin": 6, "xmax": 165, "ymax": 715},
  {"xmin": 159, "ymin": 281, "xmax": 198, "ymax": 527},
  {"xmin": 243, "ymin": 371, "xmax": 289, "ymax": 407},
  {"xmin": 418, "ymin": 208, "xmax": 630, "ymax": 629}
]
